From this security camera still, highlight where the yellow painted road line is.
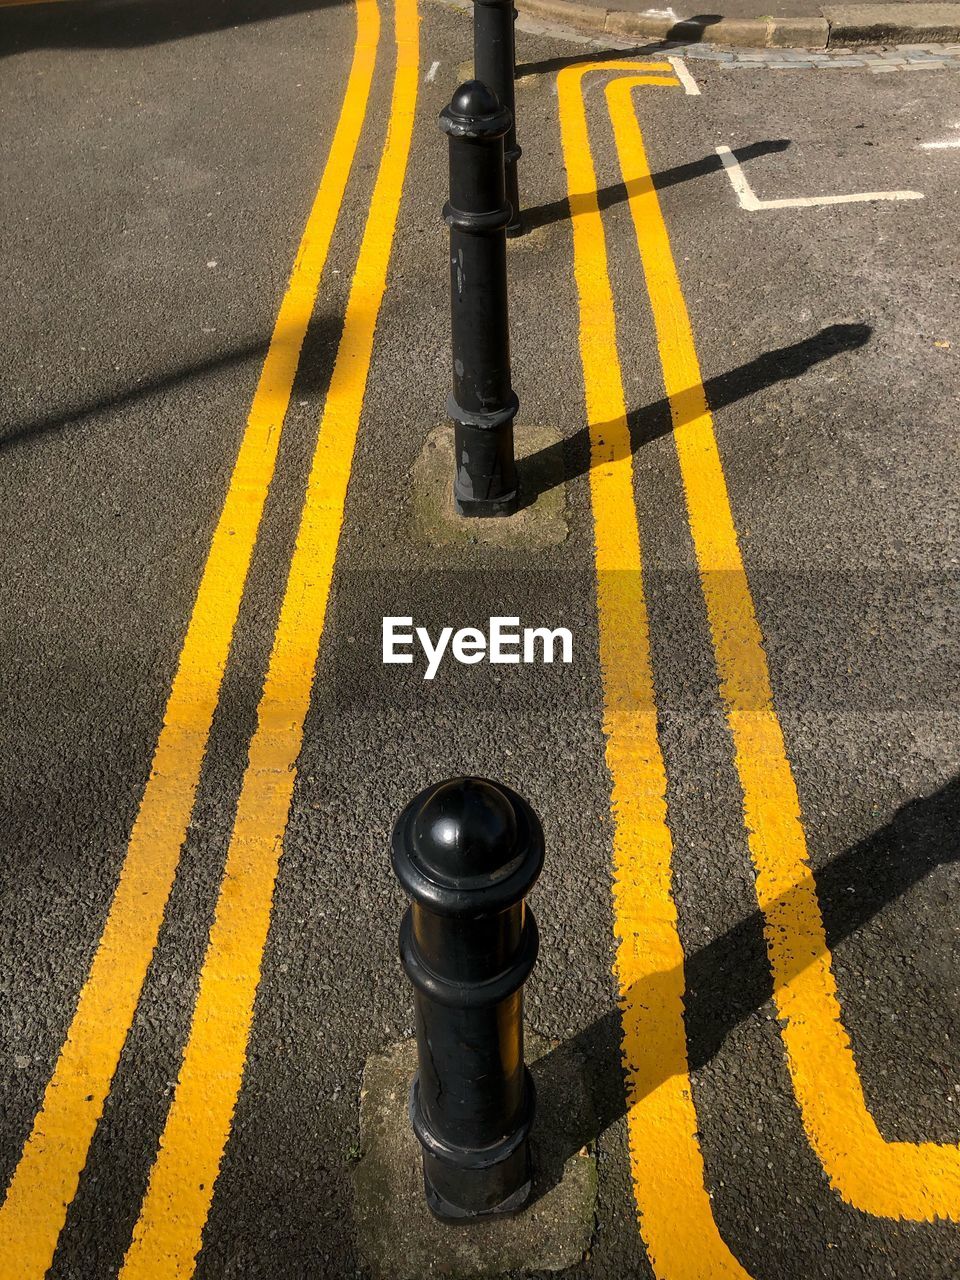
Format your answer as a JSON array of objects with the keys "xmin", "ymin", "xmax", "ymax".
[
  {"xmin": 607, "ymin": 75, "xmax": 960, "ymax": 1223},
  {"xmin": 118, "ymin": 3, "xmax": 419, "ymax": 1275},
  {"xmin": 0, "ymin": 5, "xmax": 380, "ymax": 1275},
  {"xmin": 558, "ymin": 61, "xmax": 754, "ymax": 1280}
]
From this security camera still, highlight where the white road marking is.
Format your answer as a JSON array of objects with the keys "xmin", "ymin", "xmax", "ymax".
[
  {"xmin": 921, "ymin": 122, "xmax": 960, "ymax": 149},
  {"xmin": 426, "ymin": 59, "xmax": 440, "ymax": 83},
  {"xmin": 668, "ymin": 56, "xmax": 701, "ymax": 96},
  {"xmin": 716, "ymin": 145, "xmax": 924, "ymax": 210}
]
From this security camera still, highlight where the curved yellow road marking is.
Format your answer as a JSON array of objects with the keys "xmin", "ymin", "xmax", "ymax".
[
  {"xmin": 607, "ymin": 73, "xmax": 960, "ymax": 1222},
  {"xmin": 118, "ymin": 2, "xmax": 419, "ymax": 1275},
  {"xmin": 0, "ymin": 5, "xmax": 381, "ymax": 1275},
  {"xmin": 558, "ymin": 61, "xmax": 755, "ymax": 1279}
]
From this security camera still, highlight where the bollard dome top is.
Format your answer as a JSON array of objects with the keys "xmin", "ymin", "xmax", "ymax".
[
  {"xmin": 392, "ymin": 777, "xmax": 544, "ymax": 916},
  {"xmin": 412, "ymin": 778, "xmax": 516, "ymax": 878},
  {"xmin": 449, "ymin": 79, "xmax": 500, "ymax": 121},
  {"xmin": 439, "ymin": 81, "xmax": 512, "ymax": 141}
]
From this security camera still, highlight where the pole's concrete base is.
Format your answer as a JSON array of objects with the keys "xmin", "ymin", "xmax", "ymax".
[
  {"xmin": 352, "ymin": 1035, "xmax": 598, "ymax": 1280},
  {"xmin": 412, "ymin": 422, "xmax": 568, "ymax": 550}
]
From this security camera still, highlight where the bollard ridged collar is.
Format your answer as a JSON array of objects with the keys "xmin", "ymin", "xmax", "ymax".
[
  {"xmin": 439, "ymin": 81, "xmax": 512, "ymax": 142},
  {"xmin": 391, "ymin": 777, "xmax": 544, "ymax": 917}
]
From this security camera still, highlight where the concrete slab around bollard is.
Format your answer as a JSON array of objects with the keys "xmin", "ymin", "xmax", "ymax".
[
  {"xmin": 352, "ymin": 1034, "xmax": 598, "ymax": 1280},
  {"xmin": 412, "ymin": 422, "xmax": 568, "ymax": 551}
]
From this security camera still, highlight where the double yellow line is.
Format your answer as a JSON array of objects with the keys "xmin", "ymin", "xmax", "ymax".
[
  {"xmin": 617, "ymin": 100, "xmax": 960, "ymax": 1232},
  {"xmin": 121, "ymin": 0, "xmax": 419, "ymax": 1270},
  {"xmin": 559, "ymin": 60, "xmax": 753, "ymax": 1280},
  {"xmin": 562, "ymin": 52, "xmax": 960, "ymax": 1277},
  {"xmin": 607, "ymin": 75, "xmax": 960, "ymax": 1227},
  {"xmin": 0, "ymin": 1, "xmax": 418, "ymax": 1275}
]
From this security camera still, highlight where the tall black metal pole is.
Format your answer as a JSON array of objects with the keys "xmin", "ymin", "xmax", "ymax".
[
  {"xmin": 440, "ymin": 82, "xmax": 519, "ymax": 518},
  {"xmin": 392, "ymin": 777, "xmax": 544, "ymax": 1220},
  {"xmin": 473, "ymin": 0, "xmax": 521, "ymax": 235}
]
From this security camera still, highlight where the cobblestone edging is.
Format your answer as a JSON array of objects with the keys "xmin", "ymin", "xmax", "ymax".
[
  {"xmin": 516, "ymin": 0, "xmax": 960, "ymax": 50},
  {"xmin": 669, "ymin": 41, "xmax": 960, "ymax": 67}
]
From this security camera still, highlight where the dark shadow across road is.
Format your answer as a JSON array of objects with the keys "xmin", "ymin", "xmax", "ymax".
[
  {"xmin": 518, "ymin": 323, "xmax": 872, "ymax": 508},
  {"xmin": 0, "ymin": 0, "xmax": 344, "ymax": 58},
  {"xmin": 531, "ymin": 775, "xmax": 960, "ymax": 1203},
  {"xmin": 516, "ymin": 22, "xmax": 723, "ymax": 79},
  {"xmin": 523, "ymin": 140, "xmax": 792, "ymax": 233},
  {"xmin": 1, "ymin": 314, "xmax": 340, "ymax": 454}
]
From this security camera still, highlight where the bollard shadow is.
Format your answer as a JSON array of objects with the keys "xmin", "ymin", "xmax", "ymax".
[
  {"xmin": 0, "ymin": 314, "xmax": 338, "ymax": 454},
  {"xmin": 516, "ymin": 23, "xmax": 722, "ymax": 79},
  {"xmin": 1, "ymin": 340, "xmax": 261, "ymax": 455},
  {"xmin": 0, "ymin": 0, "xmax": 345, "ymax": 59},
  {"xmin": 522, "ymin": 140, "xmax": 791, "ymax": 234},
  {"xmin": 516, "ymin": 43, "xmax": 681, "ymax": 80},
  {"xmin": 516, "ymin": 322, "xmax": 872, "ymax": 509},
  {"xmin": 529, "ymin": 774, "xmax": 960, "ymax": 1203}
]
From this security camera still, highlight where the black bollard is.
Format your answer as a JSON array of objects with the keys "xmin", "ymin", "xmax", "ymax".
[
  {"xmin": 473, "ymin": 0, "xmax": 522, "ymax": 236},
  {"xmin": 391, "ymin": 777, "xmax": 544, "ymax": 1220},
  {"xmin": 440, "ymin": 82, "xmax": 519, "ymax": 518}
]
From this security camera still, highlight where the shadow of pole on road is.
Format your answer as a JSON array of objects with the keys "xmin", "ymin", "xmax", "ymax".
[{"xmin": 530, "ymin": 776, "xmax": 959, "ymax": 1203}]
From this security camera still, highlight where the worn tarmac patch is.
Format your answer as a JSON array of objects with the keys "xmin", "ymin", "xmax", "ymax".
[
  {"xmin": 352, "ymin": 1034, "xmax": 597, "ymax": 1280},
  {"xmin": 412, "ymin": 422, "xmax": 568, "ymax": 549}
]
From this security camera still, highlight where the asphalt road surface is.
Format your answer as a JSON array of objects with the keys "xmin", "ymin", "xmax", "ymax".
[{"xmin": 1, "ymin": 1, "xmax": 959, "ymax": 1277}]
